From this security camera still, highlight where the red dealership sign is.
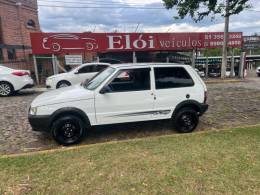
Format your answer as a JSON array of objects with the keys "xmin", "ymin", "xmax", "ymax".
[{"xmin": 30, "ymin": 32, "xmax": 242, "ymax": 54}]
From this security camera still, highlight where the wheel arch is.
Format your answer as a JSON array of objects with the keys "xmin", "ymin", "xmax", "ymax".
[
  {"xmin": 172, "ymin": 100, "xmax": 203, "ymax": 117},
  {"xmin": 56, "ymin": 80, "xmax": 71, "ymax": 89},
  {"xmin": 0, "ymin": 80, "xmax": 15, "ymax": 94},
  {"xmin": 50, "ymin": 107, "xmax": 91, "ymax": 128},
  {"xmin": 0, "ymin": 80, "xmax": 15, "ymax": 89}
]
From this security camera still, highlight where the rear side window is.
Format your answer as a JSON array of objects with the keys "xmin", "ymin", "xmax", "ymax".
[
  {"xmin": 78, "ymin": 65, "xmax": 96, "ymax": 73},
  {"xmin": 96, "ymin": 65, "xmax": 108, "ymax": 72},
  {"xmin": 154, "ymin": 67, "xmax": 194, "ymax": 89}
]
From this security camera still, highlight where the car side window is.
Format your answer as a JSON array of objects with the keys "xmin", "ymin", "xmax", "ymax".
[
  {"xmin": 107, "ymin": 68, "xmax": 151, "ymax": 92},
  {"xmin": 154, "ymin": 67, "xmax": 194, "ymax": 89},
  {"xmin": 96, "ymin": 65, "xmax": 108, "ymax": 72},
  {"xmin": 78, "ymin": 65, "xmax": 96, "ymax": 74}
]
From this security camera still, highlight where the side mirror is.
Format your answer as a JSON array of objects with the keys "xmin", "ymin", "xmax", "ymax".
[
  {"xmin": 74, "ymin": 71, "xmax": 79, "ymax": 74},
  {"xmin": 100, "ymin": 86, "xmax": 110, "ymax": 94},
  {"xmin": 81, "ymin": 79, "xmax": 89, "ymax": 86}
]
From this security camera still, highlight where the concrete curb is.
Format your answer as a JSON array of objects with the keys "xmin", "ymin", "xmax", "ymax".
[
  {"xmin": 33, "ymin": 87, "xmax": 47, "ymax": 92},
  {"xmin": 205, "ymin": 79, "xmax": 244, "ymax": 84},
  {"xmin": 1, "ymin": 124, "xmax": 260, "ymax": 158}
]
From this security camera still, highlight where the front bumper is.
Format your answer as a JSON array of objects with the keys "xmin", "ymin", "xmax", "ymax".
[
  {"xmin": 46, "ymin": 79, "xmax": 56, "ymax": 89},
  {"xmin": 28, "ymin": 114, "xmax": 51, "ymax": 132}
]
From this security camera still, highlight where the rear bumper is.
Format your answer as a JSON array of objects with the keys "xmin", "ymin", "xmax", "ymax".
[
  {"xmin": 21, "ymin": 84, "xmax": 34, "ymax": 89},
  {"xmin": 28, "ymin": 114, "xmax": 51, "ymax": 132},
  {"xmin": 199, "ymin": 103, "xmax": 208, "ymax": 116}
]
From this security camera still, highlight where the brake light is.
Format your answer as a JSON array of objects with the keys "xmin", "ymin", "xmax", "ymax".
[
  {"xmin": 12, "ymin": 71, "xmax": 29, "ymax": 76},
  {"xmin": 204, "ymin": 91, "xmax": 208, "ymax": 104}
]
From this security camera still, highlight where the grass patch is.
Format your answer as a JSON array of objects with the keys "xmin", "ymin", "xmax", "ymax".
[{"xmin": 0, "ymin": 126, "xmax": 260, "ymax": 194}]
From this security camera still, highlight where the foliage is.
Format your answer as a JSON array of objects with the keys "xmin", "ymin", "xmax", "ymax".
[
  {"xmin": 163, "ymin": 0, "xmax": 251, "ymax": 22},
  {"xmin": 204, "ymin": 48, "xmax": 241, "ymax": 57},
  {"xmin": 0, "ymin": 126, "xmax": 260, "ymax": 194}
]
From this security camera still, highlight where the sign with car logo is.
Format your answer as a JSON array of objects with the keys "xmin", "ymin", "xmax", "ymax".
[{"xmin": 30, "ymin": 32, "xmax": 243, "ymax": 54}]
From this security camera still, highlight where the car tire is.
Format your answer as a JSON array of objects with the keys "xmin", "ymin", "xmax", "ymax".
[
  {"xmin": 0, "ymin": 81, "xmax": 14, "ymax": 97},
  {"xmin": 56, "ymin": 80, "xmax": 71, "ymax": 89},
  {"xmin": 172, "ymin": 107, "xmax": 199, "ymax": 133},
  {"xmin": 51, "ymin": 115, "xmax": 87, "ymax": 145}
]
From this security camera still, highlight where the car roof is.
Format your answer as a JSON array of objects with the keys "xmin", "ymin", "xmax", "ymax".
[
  {"xmin": 111, "ymin": 63, "xmax": 189, "ymax": 69},
  {"xmin": 79, "ymin": 62, "xmax": 111, "ymax": 67}
]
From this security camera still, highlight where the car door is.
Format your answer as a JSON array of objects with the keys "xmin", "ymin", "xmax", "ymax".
[
  {"xmin": 152, "ymin": 66, "xmax": 196, "ymax": 120},
  {"xmin": 73, "ymin": 65, "xmax": 98, "ymax": 84},
  {"xmin": 95, "ymin": 67, "xmax": 154, "ymax": 125}
]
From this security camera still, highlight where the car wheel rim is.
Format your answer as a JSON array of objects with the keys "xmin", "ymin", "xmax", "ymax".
[
  {"xmin": 179, "ymin": 113, "xmax": 195, "ymax": 132},
  {"xmin": 57, "ymin": 121, "xmax": 81, "ymax": 144},
  {"xmin": 0, "ymin": 84, "xmax": 11, "ymax": 96}
]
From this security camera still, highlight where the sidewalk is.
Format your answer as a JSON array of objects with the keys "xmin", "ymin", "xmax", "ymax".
[{"xmin": 204, "ymin": 78, "xmax": 244, "ymax": 84}]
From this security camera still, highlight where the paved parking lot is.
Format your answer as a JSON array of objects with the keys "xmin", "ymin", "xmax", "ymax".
[{"xmin": 1, "ymin": 76, "xmax": 260, "ymax": 154}]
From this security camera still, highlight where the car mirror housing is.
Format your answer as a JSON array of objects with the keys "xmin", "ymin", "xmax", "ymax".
[
  {"xmin": 74, "ymin": 71, "xmax": 79, "ymax": 74},
  {"xmin": 100, "ymin": 86, "xmax": 110, "ymax": 94}
]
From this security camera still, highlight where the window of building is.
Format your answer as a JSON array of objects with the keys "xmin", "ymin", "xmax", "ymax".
[
  {"xmin": 7, "ymin": 48, "xmax": 16, "ymax": 60},
  {"xmin": 154, "ymin": 67, "xmax": 194, "ymax": 89},
  {"xmin": 107, "ymin": 68, "xmax": 151, "ymax": 92},
  {"xmin": 27, "ymin": 19, "xmax": 36, "ymax": 29}
]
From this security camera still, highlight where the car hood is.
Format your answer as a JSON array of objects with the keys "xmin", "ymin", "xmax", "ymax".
[
  {"xmin": 31, "ymin": 84, "xmax": 94, "ymax": 107},
  {"xmin": 47, "ymin": 72, "xmax": 70, "ymax": 80}
]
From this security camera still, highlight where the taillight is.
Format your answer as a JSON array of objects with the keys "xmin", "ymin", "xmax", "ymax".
[
  {"xmin": 204, "ymin": 91, "xmax": 208, "ymax": 104},
  {"xmin": 12, "ymin": 71, "xmax": 29, "ymax": 76}
]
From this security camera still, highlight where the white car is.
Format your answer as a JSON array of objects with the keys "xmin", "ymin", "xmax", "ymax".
[
  {"xmin": 226, "ymin": 68, "xmax": 236, "ymax": 77},
  {"xmin": 46, "ymin": 63, "xmax": 110, "ymax": 89},
  {"xmin": 0, "ymin": 65, "xmax": 34, "ymax": 96},
  {"xmin": 195, "ymin": 68, "xmax": 205, "ymax": 77},
  {"xmin": 256, "ymin": 67, "xmax": 260, "ymax": 77},
  {"xmin": 29, "ymin": 63, "xmax": 208, "ymax": 145}
]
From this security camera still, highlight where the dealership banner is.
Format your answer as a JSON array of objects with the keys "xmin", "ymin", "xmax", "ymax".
[{"xmin": 30, "ymin": 32, "xmax": 243, "ymax": 54}]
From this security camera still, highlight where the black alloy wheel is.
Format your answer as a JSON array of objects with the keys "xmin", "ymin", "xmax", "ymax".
[
  {"xmin": 52, "ymin": 115, "xmax": 86, "ymax": 145},
  {"xmin": 173, "ymin": 108, "xmax": 199, "ymax": 133}
]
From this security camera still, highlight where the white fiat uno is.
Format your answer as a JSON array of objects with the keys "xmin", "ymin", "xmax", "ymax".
[{"xmin": 29, "ymin": 63, "xmax": 208, "ymax": 145}]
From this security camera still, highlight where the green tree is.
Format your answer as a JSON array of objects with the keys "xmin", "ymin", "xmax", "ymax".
[{"xmin": 163, "ymin": 0, "xmax": 251, "ymax": 78}]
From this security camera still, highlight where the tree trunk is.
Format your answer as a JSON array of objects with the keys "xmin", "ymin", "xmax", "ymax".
[{"xmin": 221, "ymin": 0, "xmax": 230, "ymax": 79}]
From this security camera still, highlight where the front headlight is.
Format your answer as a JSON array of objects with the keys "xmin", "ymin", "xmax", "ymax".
[{"xmin": 30, "ymin": 107, "xmax": 38, "ymax": 115}]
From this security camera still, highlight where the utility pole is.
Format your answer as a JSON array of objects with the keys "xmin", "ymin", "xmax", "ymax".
[{"xmin": 221, "ymin": 0, "xmax": 230, "ymax": 79}]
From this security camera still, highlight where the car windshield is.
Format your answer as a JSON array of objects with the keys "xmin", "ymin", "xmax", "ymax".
[{"xmin": 84, "ymin": 67, "xmax": 115, "ymax": 90}]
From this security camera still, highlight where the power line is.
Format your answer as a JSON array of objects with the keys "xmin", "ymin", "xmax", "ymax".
[
  {"xmin": 38, "ymin": 4, "xmax": 165, "ymax": 9},
  {"xmin": 38, "ymin": 2, "xmax": 260, "ymax": 12},
  {"xmin": 38, "ymin": 0, "xmax": 163, "ymax": 7},
  {"xmin": 38, "ymin": 0, "xmax": 145, "ymax": 6}
]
